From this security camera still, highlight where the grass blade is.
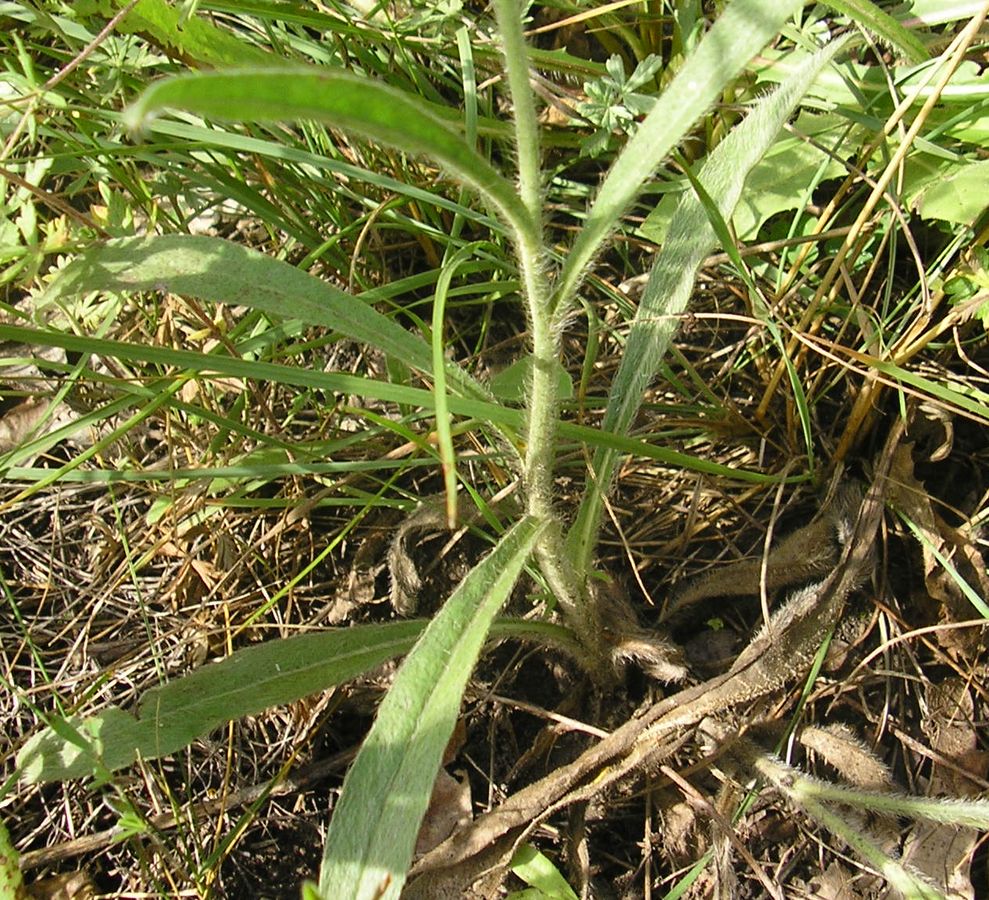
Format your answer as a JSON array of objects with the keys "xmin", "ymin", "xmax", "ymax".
[
  {"xmin": 431, "ymin": 243, "xmax": 485, "ymax": 525},
  {"xmin": 146, "ymin": 118, "xmax": 506, "ymax": 235},
  {"xmin": 822, "ymin": 0, "xmax": 928, "ymax": 64},
  {"xmin": 317, "ymin": 516, "xmax": 542, "ymax": 900},
  {"xmin": 0, "ymin": 322, "xmax": 789, "ymax": 485}
]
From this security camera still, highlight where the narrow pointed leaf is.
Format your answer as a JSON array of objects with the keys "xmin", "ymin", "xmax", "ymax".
[
  {"xmin": 39, "ymin": 234, "xmax": 489, "ymax": 400},
  {"xmin": 16, "ymin": 621, "xmax": 430, "ymax": 783},
  {"xmin": 124, "ymin": 69, "xmax": 534, "ymax": 237},
  {"xmin": 16, "ymin": 614, "xmax": 574, "ymax": 785},
  {"xmin": 555, "ymin": 0, "xmax": 805, "ymax": 312},
  {"xmin": 568, "ymin": 37, "xmax": 851, "ymax": 574},
  {"xmin": 318, "ymin": 516, "xmax": 542, "ymax": 900}
]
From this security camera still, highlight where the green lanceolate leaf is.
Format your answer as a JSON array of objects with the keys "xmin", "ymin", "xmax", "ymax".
[
  {"xmin": 568, "ymin": 36, "xmax": 852, "ymax": 575},
  {"xmin": 317, "ymin": 516, "xmax": 542, "ymax": 900},
  {"xmin": 124, "ymin": 68, "xmax": 535, "ymax": 239},
  {"xmin": 16, "ymin": 621, "xmax": 429, "ymax": 783},
  {"xmin": 39, "ymin": 234, "xmax": 489, "ymax": 400},
  {"xmin": 15, "ymin": 616, "xmax": 576, "ymax": 785},
  {"xmin": 642, "ymin": 111, "xmax": 855, "ymax": 242},
  {"xmin": 553, "ymin": 0, "xmax": 806, "ymax": 313},
  {"xmin": 98, "ymin": 0, "xmax": 276, "ymax": 68}
]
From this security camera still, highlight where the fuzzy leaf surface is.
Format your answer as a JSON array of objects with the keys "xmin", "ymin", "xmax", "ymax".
[
  {"xmin": 40, "ymin": 235, "xmax": 488, "ymax": 399},
  {"xmin": 569, "ymin": 37, "xmax": 851, "ymax": 573},
  {"xmin": 555, "ymin": 0, "xmax": 805, "ymax": 309},
  {"xmin": 318, "ymin": 516, "xmax": 541, "ymax": 900},
  {"xmin": 124, "ymin": 68, "xmax": 533, "ymax": 237},
  {"xmin": 642, "ymin": 112, "xmax": 853, "ymax": 241},
  {"xmin": 17, "ymin": 621, "xmax": 430, "ymax": 782},
  {"xmin": 16, "ymin": 614, "xmax": 578, "ymax": 784}
]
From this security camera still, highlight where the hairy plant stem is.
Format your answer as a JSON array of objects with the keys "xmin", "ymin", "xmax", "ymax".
[
  {"xmin": 492, "ymin": 0, "xmax": 541, "ymax": 218},
  {"xmin": 753, "ymin": 752, "xmax": 945, "ymax": 898},
  {"xmin": 493, "ymin": 0, "xmax": 609, "ymax": 675},
  {"xmin": 525, "ymin": 276, "xmax": 609, "ymax": 673}
]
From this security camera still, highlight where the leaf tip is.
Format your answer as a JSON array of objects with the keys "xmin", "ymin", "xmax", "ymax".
[{"xmin": 122, "ymin": 89, "xmax": 158, "ymax": 138}]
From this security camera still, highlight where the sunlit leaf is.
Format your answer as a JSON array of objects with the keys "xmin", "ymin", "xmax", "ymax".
[
  {"xmin": 554, "ymin": 0, "xmax": 806, "ymax": 310},
  {"xmin": 125, "ymin": 69, "xmax": 533, "ymax": 237},
  {"xmin": 17, "ymin": 622, "xmax": 429, "ymax": 783},
  {"xmin": 39, "ymin": 234, "xmax": 490, "ymax": 400},
  {"xmin": 569, "ymin": 36, "xmax": 851, "ymax": 574},
  {"xmin": 317, "ymin": 517, "xmax": 542, "ymax": 900}
]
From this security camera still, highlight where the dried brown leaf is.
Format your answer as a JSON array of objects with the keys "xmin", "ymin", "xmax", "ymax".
[
  {"xmin": 414, "ymin": 768, "xmax": 472, "ymax": 858},
  {"xmin": 799, "ymin": 723, "xmax": 894, "ymax": 792},
  {"xmin": 888, "ymin": 444, "xmax": 988, "ymax": 657}
]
